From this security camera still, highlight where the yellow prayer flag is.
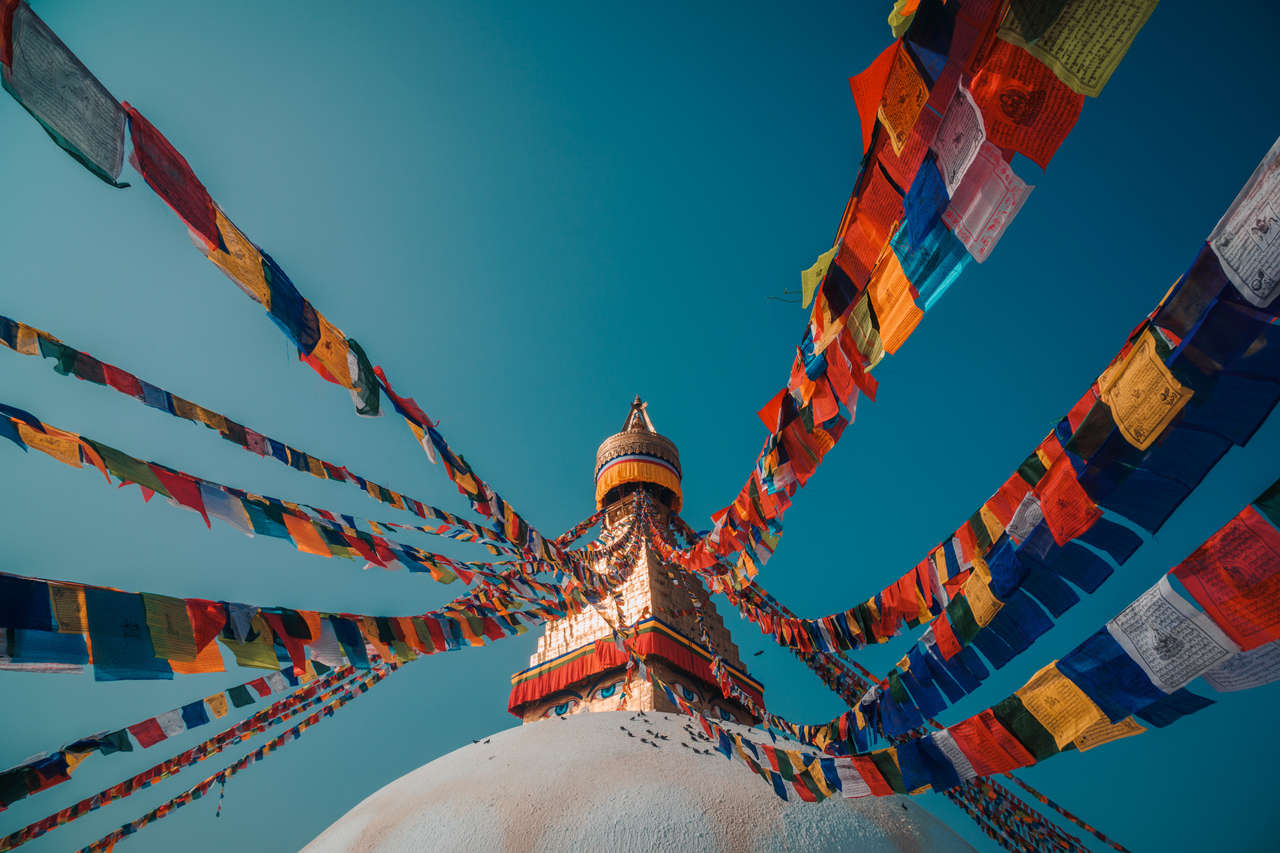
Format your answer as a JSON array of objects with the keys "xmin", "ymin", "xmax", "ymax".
[
  {"xmin": 806, "ymin": 757, "xmax": 835, "ymax": 797},
  {"xmin": 801, "ymin": 244, "xmax": 838, "ymax": 309},
  {"xmin": 209, "ymin": 207, "xmax": 271, "ymax": 308},
  {"xmin": 49, "ymin": 584, "xmax": 87, "ymax": 634},
  {"xmin": 193, "ymin": 406, "xmax": 227, "ymax": 433},
  {"xmin": 206, "ymin": 693, "xmax": 229, "ymax": 718},
  {"xmin": 16, "ymin": 423, "xmax": 82, "ymax": 468},
  {"xmin": 311, "ymin": 315, "xmax": 356, "ymax": 391},
  {"xmin": 64, "ymin": 747, "xmax": 95, "ymax": 773},
  {"xmin": 888, "ymin": 0, "xmax": 921, "ymax": 37},
  {"xmin": 222, "ymin": 614, "xmax": 281, "ymax": 670},
  {"xmin": 1073, "ymin": 715, "xmax": 1146, "ymax": 752},
  {"xmin": 1015, "ymin": 662, "xmax": 1109, "ymax": 748},
  {"xmin": 14, "ymin": 323, "xmax": 42, "ymax": 355},
  {"xmin": 846, "ymin": 294, "xmax": 886, "ymax": 370},
  {"xmin": 962, "ymin": 560, "xmax": 1004, "ymax": 627},
  {"xmin": 1098, "ymin": 329, "xmax": 1192, "ymax": 450},
  {"xmin": 979, "ymin": 504, "xmax": 1005, "ymax": 543},
  {"xmin": 143, "ymin": 593, "xmax": 198, "ymax": 662},
  {"xmin": 998, "ymin": 0, "xmax": 1158, "ymax": 97}
]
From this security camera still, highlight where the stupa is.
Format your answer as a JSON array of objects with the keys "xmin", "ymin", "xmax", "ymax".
[
  {"xmin": 302, "ymin": 401, "xmax": 975, "ymax": 852},
  {"xmin": 507, "ymin": 397, "xmax": 763, "ymax": 725}
]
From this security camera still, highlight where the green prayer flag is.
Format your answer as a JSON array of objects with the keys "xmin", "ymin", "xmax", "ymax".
[{"xmin": 992, "ymin": 695, "xmax": 1060, "ymax": 761}]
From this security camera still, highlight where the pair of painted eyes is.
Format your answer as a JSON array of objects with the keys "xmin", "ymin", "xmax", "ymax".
[{"xmin": 546, "ymin": 682, "xmax": 624, "ymax": 717}]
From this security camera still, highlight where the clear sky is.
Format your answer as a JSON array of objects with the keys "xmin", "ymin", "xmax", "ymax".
[{"xmin": 1, "ymin": 1, "xmax": 1278, "ymax": 850}]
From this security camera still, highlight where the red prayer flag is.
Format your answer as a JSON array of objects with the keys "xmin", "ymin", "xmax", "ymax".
[
  {"xmin": 932, "ymin": 612, "xmax": 962, "ymax": 659},
  {"xmin": 127, "ymin": 718, "xmax": 167, "ymax": 749},
  {"xmin": 966, "ymin": 39, "xmax": 1083, "ymax": 170},
  {"xmin": 1067, "ymin": 388, "xmax": 1097, "ymax": 432},
  {"xmin": 147, "ymin": 465, "xmax": 211, "ymax": 527},
  {"xmin": 186, "ymin": 599, "xmax": 226, "ymax": 650},
  {"xmin": 850, "ymin": 755, "xmax": 895, "ymax": 797},
  {"xmin": 852, "ymin": 165, "xmax": 905, "ymax": 250},
  {"xmin": 1034, "ymin": 454, "xmax": 1100, "ymax": 545},
  {"xmin": 948, "ymin": 709, "xmax": 1034, "ymax": 776},
  {"xmin": 121, "ymin": 103, "xmax": 220, "ymax": 251},
  {"xmin": 103, "ymin": 364, "xmax": 144, "ymax": 400},
  {"xmin": 848, "ymin": 42, "xmax": 898, "ymax": 155},
  {"xmin": 261, "ymin": 613, "xmax": 307, "ymax": 675},
  {"xmin": 989, "ymin": 471, "xmax": 1032, "ymax": 525},
  {"xmin": 1173, "ymin": 506, "xmax": 1280, "ymax": 650},
  {"xmin": 791, "ymin": 773, "xmax": 819, "ymax": 802},
  {"xmin": 757, "ymin": 388, "xmax": 786, "ymax": 432},
  {"xmin": 0, "ymin": 0, "xmax": 16, "ymax": 68}
]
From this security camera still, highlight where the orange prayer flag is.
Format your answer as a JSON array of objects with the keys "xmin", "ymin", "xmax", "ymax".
[
  {"xmin": 170, "ymin": 641, "xmax": 225, "ymax": 674},
  {"xmin": 866, "ymin": 245, "xmax": 922, "ymax": 354},
  {"xmin": 282, "ymin": 513, "xmax": 332, "ymax": 557}
]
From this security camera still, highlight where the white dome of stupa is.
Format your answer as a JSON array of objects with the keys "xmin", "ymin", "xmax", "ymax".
[{"xmin": 303, "ymin": 710, "xmax": 974, "ymax": 852}]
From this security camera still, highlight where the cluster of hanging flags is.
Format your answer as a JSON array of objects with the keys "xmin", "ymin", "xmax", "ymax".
[
  {"xmin": 0, "ymin": 317, "xmax": 528, "ymax": 555},
  {"xmin": 651, "ymin": 0, "xmax": 1162, "ymax": 581},
  {"xmin": 75, "ymin": 664, "xmax": 400, "ymax": 853},
  {"xmin": 0, "ymin": 664, "xmax": 392, "ymax": 850},
  {"xmin": 639, "ymin": 132, "xmax": 1280, "ymax": 757},
  {"xmin": 5, "ymin": 0, "xmax": 576, "ymax": 571},
  {"xmin": 3, "ymin": 0, "xmax": 1279, "ymax": 850},
  {"xmin": 637, "ymin": 479, "xmax": 1280, "ymax": 812}
]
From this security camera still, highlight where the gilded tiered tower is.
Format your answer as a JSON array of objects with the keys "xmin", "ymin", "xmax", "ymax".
[{"xmin": 507, "ymin": 398, "xmax": 763, "ymax": 724}]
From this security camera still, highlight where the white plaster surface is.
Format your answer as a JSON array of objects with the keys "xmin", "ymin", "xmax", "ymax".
[{"xmin": 302, "ymin": 711, "xmax": 975, "ymax": 852}]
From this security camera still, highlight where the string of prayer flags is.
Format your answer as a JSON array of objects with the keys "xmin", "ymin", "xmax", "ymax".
[
  {"xmin": 1, "ymin": 4, "xmax": 574, "ymax": 578},
  {"xmin": 0, "ymin": 0, "xmax": 1146, "ymax": 596},
  {"xmin": 0, "ymin": 533, "xmax": 629, "ymax": 687},
  {"xmin": 681, "ymin": 139, "xmax": 1280, "ymax": 726},
  {"xmin": 0, "ymin": 668, "xmax": 315, "ymax": 811},
  {"xmin": 2, "ymin": 664, "xmax": 394, "ymax": 852},
  {"xmin": 0, "ymin": 314, "xmax": 522, "ymax": 557},
  {"xmin": 664, "ymin": 0, "xmax": 1135, "ymax": 581},
  {"xmin": 0, "ymin": 402, "xmax": 579, "ymax": 585},
  {"xmin": 862, "ymin": 478, "xmax": 1279, "ymax": 744}
]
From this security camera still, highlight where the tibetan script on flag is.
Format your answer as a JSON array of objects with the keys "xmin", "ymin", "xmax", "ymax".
[{"xmin": 1097, "ymin": 330, "xmax": 1191, "ymax": 451}]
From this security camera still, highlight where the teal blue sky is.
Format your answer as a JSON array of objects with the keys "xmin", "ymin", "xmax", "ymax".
[{"xmin": 2, "ymin": 1, "xmax": 1278, "ymax": 850}]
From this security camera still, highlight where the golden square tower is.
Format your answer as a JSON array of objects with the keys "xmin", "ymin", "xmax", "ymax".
[{"xmin": 508, "ymin": 398, "xmax": 763, "ymax": 724}]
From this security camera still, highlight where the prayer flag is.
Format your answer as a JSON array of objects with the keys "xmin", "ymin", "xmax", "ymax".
[
  {"xmin": 1173, "ymin": 506, "xmax": 1280, "ymax": 650},
  {"xmin": 1, "ymin": 3, "xmax": 126, "ymax": 184},
  {"xmin": 967, "ymin": 37, "xmax": 1083, "ymax": 168},
  {"xmin": 998, "ymin": 0, "xmax": 1158, "ymax": 97}
]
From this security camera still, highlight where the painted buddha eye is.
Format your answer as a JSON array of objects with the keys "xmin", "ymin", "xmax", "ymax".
[{"xmin": 544, "ymin": 698, "xmax": 579, "ymax": 718}]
